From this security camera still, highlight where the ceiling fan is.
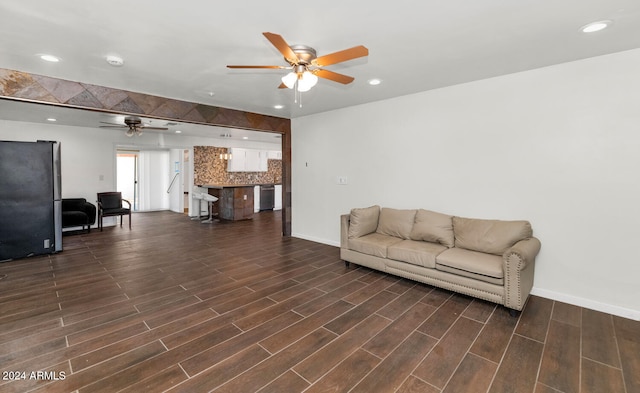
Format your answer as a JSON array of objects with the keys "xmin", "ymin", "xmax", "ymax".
[
  {"xmin": 99, "ymin": 117, "xmax": 168, "ymax": 137},
  {"xmin": 227, "ymin": 32, "xmax": 368, "ymax": 96}
]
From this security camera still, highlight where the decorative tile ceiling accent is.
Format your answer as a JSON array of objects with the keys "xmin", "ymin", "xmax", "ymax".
[{"xmin": 0, "ymin": 68, "xmax": 290, "ymax": 133}]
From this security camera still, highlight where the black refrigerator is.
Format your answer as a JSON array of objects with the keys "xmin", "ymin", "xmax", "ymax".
[{"xmin": 0, "ymin": 140, "xmax": 62, "ymax": 261}]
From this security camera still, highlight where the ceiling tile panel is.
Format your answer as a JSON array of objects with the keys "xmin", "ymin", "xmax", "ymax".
[
  {"xmin": 83, "ymin": 84, "xmax": 129, "ymax": 109},
  {"xmin": 33, "ymin": 75, "xmax": 85, "ymax": 103},
  {"xmin": 66, "ymin": 90, "xmax": 104, "ymax": 109}
]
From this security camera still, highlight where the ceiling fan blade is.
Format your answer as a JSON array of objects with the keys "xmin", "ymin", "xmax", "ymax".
[
  {"xmin": 99, "ymin": 121, "xmax": 124, "ymax": 126},
  {"xmin": 313, "ymin": 45, "xmax": 369, "ymax": 67},
  {"xmin": 263, "ymin": 32, "xmax": 299, "ymax": 64},
  {"xmin": 227, "ymin": 65, "xmax": 289, "ymax": 69},
  {"xmin": 312, "ymin": 69, "xmax": 355, "ymax": 84},
  {"xmin": 99, "ymin": 125, "xmax": 126, "ymax": 128},
  {"xmin": 140, "ymin": 126, "xmax": 169, "ymax": 130},
  {"xmin": 278, "ymin": 82, "xmax": 288, "ymax": 89}
]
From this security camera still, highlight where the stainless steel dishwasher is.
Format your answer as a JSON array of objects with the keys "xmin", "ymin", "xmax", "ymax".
[{"xmin": 259, "ymin": 184, "xmax": 275, "ymax": 211}]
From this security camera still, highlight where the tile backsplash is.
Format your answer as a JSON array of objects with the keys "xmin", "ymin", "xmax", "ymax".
[{"xmin": 193, "ymin": 146, "xmax": 282, "ymax": 185}]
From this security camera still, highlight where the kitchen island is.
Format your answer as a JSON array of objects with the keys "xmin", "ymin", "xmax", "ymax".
[{"xmin": 199, "ymin": 184, "xmax": 255, "ymax": 221}]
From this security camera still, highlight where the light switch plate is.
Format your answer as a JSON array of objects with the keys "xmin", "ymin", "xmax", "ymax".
[{"xmin": 337, "ymin": 176, "xmax": 348, "ymax": 185}]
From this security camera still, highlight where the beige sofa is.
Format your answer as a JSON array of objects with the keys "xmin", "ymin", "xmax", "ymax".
[{"xmin": 340, "ymin": 206, "xmax": 541, "ymax": 315}]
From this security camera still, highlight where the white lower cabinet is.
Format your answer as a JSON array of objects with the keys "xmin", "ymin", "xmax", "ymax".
[
  {"xmin": 274, "ymin": 184, "xmax": 282, "ymax": 210},
  {"xmin": 254, "ymin": 186, "xmax": 260, "ymax": 212}
]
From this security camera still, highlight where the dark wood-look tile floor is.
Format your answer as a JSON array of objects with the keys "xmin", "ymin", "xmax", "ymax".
[{"xmin": 0, "ymin": 211, "xmax": 638, "ymax": 393}]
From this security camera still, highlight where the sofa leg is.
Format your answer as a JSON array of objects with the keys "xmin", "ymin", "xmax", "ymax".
[
  {"xmin": 344, "ymin": 261, "xmax": 350, "ymax": 268},
  {"xmin": 508, "ymin": 308, "xmax": 520, "ymax": 318}
]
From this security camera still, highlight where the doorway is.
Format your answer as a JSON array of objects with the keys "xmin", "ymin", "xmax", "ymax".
[
  {"xmin": 116, "ymin": 150, "xmax": 139, "ymax": 210},
  {"xmin": 183, "ymin": 149, "xmax": 190, "ymax": 214},
  {"xmin": 117, "ymin": 149, "xmax": 171, "ymax": 212}
]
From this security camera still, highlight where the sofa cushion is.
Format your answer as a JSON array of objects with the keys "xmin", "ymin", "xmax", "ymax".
[
  {"xmin": 348, "ymin": 205, "xmax": 380, "ymax": 238},
  {"xmin": 409, "ymin": 209, "xmax": 455, "ymax": 248},
  {"xmin": 453, "ymin": 217, "xmax": 532, "ymax": 256},
  {"xmin": 348, "ymin": 233, "xmax": 403, "ymax": 258},
  {"xmin": 376, "ymin": 208, "xmax": 417, "ymax": 240},
  {"xmin": 388, "ymin": 240, "xmax": 448, "ymax": 268},
  {"xmin": 62, "ymin": 198, "xmax": 88, "ymax": 211},
  {"xmin": 62, "ymin": 211, "xmax": 89, "ymax": 227},
  {"xmin": 436, "ymin": 247, "xmax": 504, "ymax": 285}
]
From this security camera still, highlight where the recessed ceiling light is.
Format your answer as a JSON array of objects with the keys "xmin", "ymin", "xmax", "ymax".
[
  {"xmin": 175, "ymin": 130, "xmax": 182, "ymax": 134},
  {"xmin": 581, "ymin": 20, "xmax": 612, "ymax": 33},
  {"xmin": 368, "ymin": 78, "xmax": 382, "ymax": 86},
  {"xmin": 40, "ymin": 54, "xmax": 60, "ymax": 62},
  {"xmin": 274, "ymin": 105, "xmax": 284, "ymax": 109},
  {"xmin": 242, "ymin": 136, "xmax": 249, "ymax": 140},
  {"xmin": 46, "ymin": 118, "xmax": 57, "ymax": 122},
  {"xmin": 105, "ymin": 55, "xmax": 124, "ymax": 67}
]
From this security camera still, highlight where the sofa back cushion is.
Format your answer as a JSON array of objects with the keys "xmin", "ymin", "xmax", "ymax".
[
  {"xmin": 453, "ymin": 216, "xmax": 533, "ymax": 255},
  {"xmin": 409, "ymin": 209, "xmax": 455, "ymax": 247},
  {"xmin": 62, "ymin": 198, "xmax": 87, "ymax": 212},
  {"xmin": 376, "ymin": 208, "xmax": 417, "ymax": 240},
  {"xmin": 348, "ymin": 205, "xmax": 380, "ymax": 238}
]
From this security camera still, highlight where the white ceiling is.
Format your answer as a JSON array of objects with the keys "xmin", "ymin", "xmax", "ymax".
[{"xmin": 1, "ymin": 1, "xmax": 640, "ymax": 127}]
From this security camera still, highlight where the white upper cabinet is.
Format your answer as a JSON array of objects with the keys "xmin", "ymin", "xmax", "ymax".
[
  {"xmin": 267, "ymin": 151, "xmax": 282, "ymax": 160},
  {"xmin": 227, "ymin": 148, "xmax": 246, "ymax": 172},
  {"xmin": 227, "ymin": 148, "xmax": 269, "ymax": 172},
  {"xmin": 258, "ymin": 151, "xmax": 269, "ymax": 171}
]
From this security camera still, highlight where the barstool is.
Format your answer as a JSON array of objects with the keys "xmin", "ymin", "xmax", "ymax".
[
  {"xmin": 191, "ymin": 186, "xmax": 205, "ymax": 220},
  {"xmin": 201, "ymin": 193, "xmax": 219, "ymax": 224}
]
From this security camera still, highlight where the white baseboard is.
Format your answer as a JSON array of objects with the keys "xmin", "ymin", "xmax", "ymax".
[
  {"xmin": 291, "ymin": 233, "xmax": 339, "ymax": 247},
  {"xmin": 531, "ymin": 287, "xmax": 640, "ymax": 321}
]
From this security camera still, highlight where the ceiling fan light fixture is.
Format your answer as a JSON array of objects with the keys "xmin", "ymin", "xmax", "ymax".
[
  {"xmin": 297, "ymin": 71, "xmax": 318, "ymax": 92},
  {"xmin": 281, "ymin": 72, "xmax": 298, "ymax": 89},
  {"xmin": 125, "ymin": 129, "xmax": 134, "ymax": 137}
]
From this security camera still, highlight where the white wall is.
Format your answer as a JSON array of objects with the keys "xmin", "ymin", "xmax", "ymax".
[{"xmin": 292, "ymin": 48, "xmax": 640, "ymax": 320}]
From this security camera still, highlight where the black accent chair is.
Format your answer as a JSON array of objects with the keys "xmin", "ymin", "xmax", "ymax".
[
  {"xmin": 61, "ymin": 198, "xmax": 97, "ymax": 233},
  {"xmin": 97, "ymin": 192, "xmax": 131, "ymax": 231}
]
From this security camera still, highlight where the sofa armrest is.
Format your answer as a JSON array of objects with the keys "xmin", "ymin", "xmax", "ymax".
[
  {"xmin": 340, "ymin": 214, "xmax": 350, "ymax": 249},
  {"xmin": 83, "ymin": 202, "xmax": 97, "ymax": 225},
  {"xmin": 502, "ymin": 237, "xmax": 541, "ymax": 311},
  {"xmin": 503, "ymin": 237, "xmax": 541, "ymax": 271}
]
